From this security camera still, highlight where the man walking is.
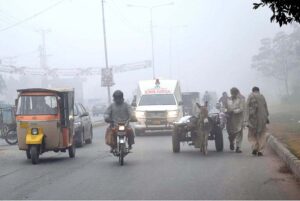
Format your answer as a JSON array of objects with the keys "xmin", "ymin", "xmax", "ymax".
[
  {"xmin": 226, "ymin": 87, "xmax": 245, "ymax": 153},
  {"xmin": 246, "ymin": 87, "xmax": 269, "ymax": 156}
]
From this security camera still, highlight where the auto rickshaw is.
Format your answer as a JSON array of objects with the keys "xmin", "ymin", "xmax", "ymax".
[{"xmin": 15, "ymin": 88, "xmax": 76, "ymax": 164}]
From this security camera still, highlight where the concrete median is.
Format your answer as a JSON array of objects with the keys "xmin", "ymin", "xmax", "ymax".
[{"xmin": 268, "ymin": 134, "xmax": 300, "ymax": 179}]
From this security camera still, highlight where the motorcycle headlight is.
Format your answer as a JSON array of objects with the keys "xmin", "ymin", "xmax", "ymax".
[
  {"xmin": 118, "ymin": 125, "xmax": 125, "ymax": 131},
  {"xmin": 168, "ymin": 110, "xmax": 178, "ymax": 118},
  {"xmin": 31, "ymin": 128, "xmax": 39, "ymax": 135},
  {"xmin": 135, "ymin": 111, "xmax": 145, "ymax": 118}
]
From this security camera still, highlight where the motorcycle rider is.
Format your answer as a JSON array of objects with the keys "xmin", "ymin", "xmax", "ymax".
[{"xmin": 104, "ymin": 90, "xmax": 135, "ymax": 152}]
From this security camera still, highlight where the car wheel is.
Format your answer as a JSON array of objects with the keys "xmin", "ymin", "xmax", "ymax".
[{"xmin": 85, "ymin": 126, "xmax": 93, "ymax": 144}]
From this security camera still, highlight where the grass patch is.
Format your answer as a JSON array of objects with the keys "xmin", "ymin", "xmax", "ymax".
[{"xmin": 269, "ymin": 104, "xmax": 300, "ymax": 159}]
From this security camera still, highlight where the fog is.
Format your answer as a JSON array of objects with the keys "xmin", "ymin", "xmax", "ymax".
[{"xmin": 0, "ymin": 0, "xmax": 293, "ymax": 105}]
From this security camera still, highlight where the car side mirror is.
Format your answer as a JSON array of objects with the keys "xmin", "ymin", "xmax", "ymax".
[
  {"xmin": 178, "ymin": 101, "xmax": 183, "ymax": 106},
  {"xmin": 81, "ymin": 112, "xmax": 89, "ymax": 117}
]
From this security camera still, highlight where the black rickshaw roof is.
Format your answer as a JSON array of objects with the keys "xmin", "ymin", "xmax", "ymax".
[{"xmin": 17, "ymin": 88, "xmax": 74, "ymax": 94}]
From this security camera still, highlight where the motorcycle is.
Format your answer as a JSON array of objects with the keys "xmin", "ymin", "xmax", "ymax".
[
  {"xmin": 111, "ymin": 120, "xmax": 130, "ymax": 166},
  {"xmin": 0, "ymin": 106, "xmax": 18, "ymax": 145},
  {"xmin": 0, "ymin": 125, "xmax": 18, "ymax": 145}
]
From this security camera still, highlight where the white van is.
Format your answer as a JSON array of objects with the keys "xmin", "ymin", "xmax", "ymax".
[{"xmin": 133, "ymin": 79, "xmax": 183, "ymax": 135}]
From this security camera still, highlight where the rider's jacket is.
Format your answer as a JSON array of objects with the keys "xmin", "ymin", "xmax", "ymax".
[{"xmin": 104, "ymin": 102, "xmax": 133, "ymax": 123}]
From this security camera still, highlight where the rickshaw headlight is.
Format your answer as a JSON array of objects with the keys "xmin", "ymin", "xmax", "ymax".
[{"xmin": 31, "ymin": 128, "xmax": 39, "ymax": 135}]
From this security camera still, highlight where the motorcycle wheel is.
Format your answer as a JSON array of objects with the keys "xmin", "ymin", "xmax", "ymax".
[
  {"xmin": 5, "ymin": 130, "xmax": 18, "ymax": 145},
  {"xmin": 119, "ymin": 144, "xmax": 124, "ymax": 166},
  {"xmin": 30, "ymin": 146, "xmax": 39, "ymax": 165}
]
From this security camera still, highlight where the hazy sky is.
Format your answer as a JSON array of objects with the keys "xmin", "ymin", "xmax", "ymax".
[{"xmin": 0, "ymin": 0, "xmax": 292, "ymax": 103}]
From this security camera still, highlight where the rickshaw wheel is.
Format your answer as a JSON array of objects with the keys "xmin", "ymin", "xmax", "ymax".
[
  {"xmin": 26, "ymin": 149, "xmax": 31, "ymax": 159},
  {"xmin": 30, "ymin": 146, "xmax": 39, "ymax": 164},
  {"xmin": 68, "ymin": 143, "xmax": 76, "ymax": 158}
]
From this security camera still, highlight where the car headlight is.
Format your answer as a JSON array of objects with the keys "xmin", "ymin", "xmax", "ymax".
[
  {"xmin": 31, "ymin": 128, "xmax": 39, "ymax": 135},
  {"xmin": 74, "ymin": 122, "xmax": 81, "ymax": 128},
  {"xmin": 135, "ymin": 111, "xmax": 145, "ymax": 118},
  {"xmin": 168, "ymin": 110, "xmax": 178, "ymax": 118}
]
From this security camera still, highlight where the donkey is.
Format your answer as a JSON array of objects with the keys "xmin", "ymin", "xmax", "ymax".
[{"xmin": 195, "ymin": 103, "xmax": 212, "ymax": 155}]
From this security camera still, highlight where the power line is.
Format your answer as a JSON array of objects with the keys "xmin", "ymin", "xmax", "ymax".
[{"xmin": 0, "ymin": 0, "xmax": 65, "ymax": 32}]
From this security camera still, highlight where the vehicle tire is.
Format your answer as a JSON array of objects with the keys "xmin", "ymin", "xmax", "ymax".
[
  {"xmin": 119, "ymin": 144, "xmax": 124, "ymax": 166},
  {"xmin": 172, "ymin": 127, "xmax": 180, "ymax": 153},
  {"xmin": 76, "ymin": 131, "xmax": 84, "ymax": 147},
  {"xmin": 30, "ymin": 146, "xmax": 39, "ymax": 164},
  {"xmin": 68, "ymin": 143, "xmax": 76, "ymax": 158},
  {"xmin": 85, "ymin": 126, "xmax": 93, "ymax": 144},
  {"xmin": 5, "ymin": 130, "xmax": 18, "ymax": 145},
  {"xmin": 214, "ymin": 127, "xmax": 224, "ymax": 152},
  {"xmin": 26, "ymin": 149, "xmax": 31, "ymax": 159}
]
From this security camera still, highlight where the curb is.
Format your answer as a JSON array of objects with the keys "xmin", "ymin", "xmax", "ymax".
[{"xmin": 267, "ymin": 134, "xmax": 300, "ymax": 179}]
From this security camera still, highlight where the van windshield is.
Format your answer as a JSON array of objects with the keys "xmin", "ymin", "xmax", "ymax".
[
  {"xmin": 17, "ymin": 95, "xmax": 58, "ymax": 115},
  {"xmin": 139, "ymin": 94, "xmax": 176, "ymax": 106}
]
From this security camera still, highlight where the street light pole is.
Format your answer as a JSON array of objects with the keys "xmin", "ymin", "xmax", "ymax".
[
  {"xmin": 101, "ymin": 0, "xmax": 111, "ymax": 104},
  {"xmin": 127, "ymin": 2, "xmax": 173, "ymax": 79},
  {"xmin": 150, "ymin": 8, "xmax": 155, "ymax": 79}
]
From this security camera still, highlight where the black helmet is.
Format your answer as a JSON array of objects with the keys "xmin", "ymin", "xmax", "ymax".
[{"xmin": 113, "ymin": 90, "xmax": 124, "ymax": 104}]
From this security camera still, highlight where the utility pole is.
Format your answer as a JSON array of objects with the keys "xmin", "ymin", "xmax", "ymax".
[
  {"xmin": 101, "ymin": 0, "xmax": 111, "ymax": 104},
  {"xmin": 37, "ymin": 29, "xmax": 50, "ymax": 88}
]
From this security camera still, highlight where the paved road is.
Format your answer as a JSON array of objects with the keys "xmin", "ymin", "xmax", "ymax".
[{"xmin": 0, "ymin": 126, "xmax": 299, "ymax": 200}]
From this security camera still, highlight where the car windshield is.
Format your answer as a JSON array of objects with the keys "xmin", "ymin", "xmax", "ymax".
[
  {"xmin": 138, "ymin": 94, "xmax": 176, "ymax": 106},
  {"xmin": 17, "ymin": 95, "xmax": 58, "ymax": 115}
]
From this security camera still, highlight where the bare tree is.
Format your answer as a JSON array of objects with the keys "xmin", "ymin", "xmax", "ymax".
[{"xmin": 252, "ymin": 28, "xmax": 300, "ymax": 95}]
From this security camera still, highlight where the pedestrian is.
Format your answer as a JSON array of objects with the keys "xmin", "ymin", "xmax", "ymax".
[
  {"xmin": 219, "ymin": 91, "xmax": 228, "ymax": 108},
  {"xmin": 246, "ymin": 87, "xmax": 269, "ymax": 156},
  {"xmin": 226, "ymin": 87, "xmax": 245, "ymax": 153}
]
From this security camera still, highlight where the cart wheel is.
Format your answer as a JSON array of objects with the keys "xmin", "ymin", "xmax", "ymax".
[
  {"xmin": 214, "ymin": 127, "xmax": 223, "ymax": 152},
  {"xmin": 30, "ymin": 146, "xmax": 39, "ymax": 164},
  {"xmin": 68, "ymin": 143, "xmax": 76, "ymax": 158},
  {"xmin": 5, "ymin": 130, "xmax": 18, "ymax": 145},
  {"xmin": 26, "ymin": 149, "xmax": 31, "ymax": 159},
  {"xmin": 172, "ymin": 127, "xmax": 180, "ymax": 153}
]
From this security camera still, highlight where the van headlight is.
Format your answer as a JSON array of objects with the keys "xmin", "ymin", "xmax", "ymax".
[
  {"xmin": 168, "ymin": 111, "xmax": 178, "ymax": 118},
  {"xmin": 135, "ymin": 111, "xmax": 145, "ymax": 118},
  {"xmin": 31, "ymin": 128, "xmax": 39, "ymax": 135}
]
